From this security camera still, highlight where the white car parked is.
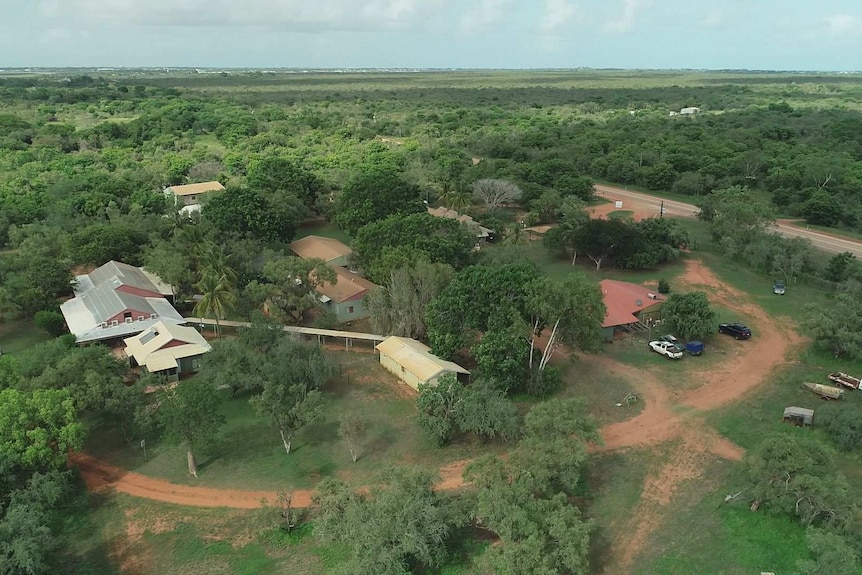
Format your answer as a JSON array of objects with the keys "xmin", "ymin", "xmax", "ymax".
[{"xmin": 649, "ymin": 340, "xmax": 684, "ymax": 360}]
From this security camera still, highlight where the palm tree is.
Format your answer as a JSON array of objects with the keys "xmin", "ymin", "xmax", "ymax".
[
  {"xmin": 443, "ymin": 187, "xmax": 473, "ymax": 213},
  {"xmin": 503, "ymin": 222, "xmax": 528, "ymax": 246},
  {"xmin": 193, "ymin": 272, "xmax": 237, "ymax": 337},
  {"xmin": 199, "ymin": 244, "xmax": 238, "ymax": 287}
]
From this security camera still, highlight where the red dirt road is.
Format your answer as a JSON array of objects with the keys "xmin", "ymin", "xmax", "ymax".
[
  {"xmin": 599, "ymin": 259, "xmax": 800, "ymax": 573},
  {"xmin": 71, "ymin": 452, "xmax": 293, "ymax": 509},
  {"xmin": 72, "ymin": 451, "xmax": 473, "ymax": 510},
  {"xmin": 72, "ymin": 258, "xmax": 798, "ymax": 575}
]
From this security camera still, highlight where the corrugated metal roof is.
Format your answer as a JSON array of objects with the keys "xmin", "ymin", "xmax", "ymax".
[
  {"xmin": 146, "ymin": 354, "xmax": 179, "ymax": 372},
  {"xmin": 60, "ymin": 260, "xmax": 184, "ymax": 343},
  {"xmin": 167, "ymin": 181, "xmax": 225, "ymax": 196},
  {"xmin": 73, "ymin": 316, "xmax": 186, "ymax": 343},
  {"xmin": 124, "ymin": 321, "xmax": 211, "ymax": 371},
  {"xmin": 315, "ymin": 266, "xmax": 379, "ymax": 304},
  {"xmin": 375, "ymin": 336, "xmax": 469, "ymax": 383},
  {"xmin": 289, "ymin": 235, "xmax": 353, "ymax": 263},
  {"xmin": 89, "ymin": 261, "xmax": 164, "ymax": 295},
  {"xmin": 599, "ymin": 279, "xmax": 664, "ymax": 328},
  {"xmin": 427, "ymin": 206, "xmax": 493, "ymax": 238}
]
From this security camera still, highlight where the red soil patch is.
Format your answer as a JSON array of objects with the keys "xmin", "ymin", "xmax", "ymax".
[{"xmin": 589, "ymin": 201, "xmax": 655, "ymax": 222}]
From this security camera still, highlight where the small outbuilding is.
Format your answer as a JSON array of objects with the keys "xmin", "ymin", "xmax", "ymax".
[
  {"xmin": 783, "ymin": 406, "xmax": 814, "ymax": 427},
  {"xmin": 165, "ymin": 181, "xmax": 225, "ymax": 206},
  {"xmin": 123, "ymin": 321, "xmax": 212, "ymax": 382},
  {"xmin": 289, "ymin": 235, "xmax": 354, "ymax": 267},
  {"xmin": 375, "ymin": 336, "xmax": 470, "ymax": 391}
]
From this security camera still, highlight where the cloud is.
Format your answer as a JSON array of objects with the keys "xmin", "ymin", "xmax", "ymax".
[
  {"xmin": 538, "ymin": 0, "xmax": 579, "ymax": 34},
  {"xmin": 822, "ymin": 14, "xmax": 861, "ymax": 37},
  {"xmin": 701, "ymin": 8, "xmax": 726, "ymax": 29},
  {"xmin": 37, "ymin": 0, "xmax": 439, "ymax": 31},
  {"xmin": 604, "ymin": 0, "xmax": 647, "ymax": 34},
  {"xmin": 459, "ymin": 0, "xmax": 512, "ymax": 34}
]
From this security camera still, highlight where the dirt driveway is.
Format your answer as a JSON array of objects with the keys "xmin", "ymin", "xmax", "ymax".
[{"xmin": 71, "ymin": 259, "xmax": 798, "ymax": 574}]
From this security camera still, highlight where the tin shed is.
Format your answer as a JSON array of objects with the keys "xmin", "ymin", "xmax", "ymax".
[
  {"xmin": 783, "ymin": 406, "xmax": 814, "ymax": 426},
  {"xmin": 375, "ymin": 336, "xmax": 470, "ymax": 391}
]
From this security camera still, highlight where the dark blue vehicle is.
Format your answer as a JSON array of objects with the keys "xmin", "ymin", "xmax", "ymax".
[{"xmin": 685, "ymin": 340, "xmax": 705, "ymax": 356}]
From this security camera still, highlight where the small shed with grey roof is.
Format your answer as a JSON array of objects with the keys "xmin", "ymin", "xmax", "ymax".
[
  {"xmin": 375, "ymin": 336, "xmax": 470, "ymax": 391},
  {"xmin": 783, "ymin": 406, "xmax": 814, "ymax": 427}
]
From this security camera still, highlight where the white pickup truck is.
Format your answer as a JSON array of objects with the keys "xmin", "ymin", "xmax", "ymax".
[{"xmin": 649, "ymin": 340, "xmax": 684, "ymax": 360}]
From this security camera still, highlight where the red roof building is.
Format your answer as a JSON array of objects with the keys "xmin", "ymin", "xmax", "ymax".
[{"xmin": 599, "ymin": 279, "xmax": 664, "ymax": 329}]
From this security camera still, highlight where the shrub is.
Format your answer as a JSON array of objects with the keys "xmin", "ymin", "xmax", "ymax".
[
  {"xmin": 34, "ymin": 310, "xmax": 66, "ymax": 337},
  {"xmin": 657, "ymin": 278, "xmax": 671, "ymax": 294}
]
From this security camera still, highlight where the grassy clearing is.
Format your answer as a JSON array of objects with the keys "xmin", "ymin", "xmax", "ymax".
[
  {"xmin": 708, "ymin": 348, "xmax": 862, "ymax": 451},
  {"xmin": 554, "ymin": 354, "xmax": 645, "ymax": 425},
  {"xmin": 293, "ymin": 221, "xmax": 352, "ymax": 245},
  {"xmin": 601, "ymin": 331, "xmax": 737, "ymax": 392},
  {"xmin": 62, "ymin": 491, "xmax": 490, "ymax": 575},
  {"xmin": 692, "ymin": 251, "xmax": 831, "ymax": 321},
  {"xmin": 0, "ymin": 319, "xmax": 52, "ymax": 354},
  {"xmin": 85, "ymin": 351, "xmax": 506, "ymax": 490},
  {"xmin": 584, "ymin": 449, "xmax": 652, "ymax": 572},
  {"xmin": 193, "ymin": 134, "xmax": 228, "ymax": 155},
  {"xmin": 632, "ymin": 462, "xmax": 811, "ymax": 575},
  {"xmin": 607, "ymin": 209, "xmax": 634, "ymax": 220},
  {"xmin": 520, "ymin": 241, "xmax": 687, "ymax": 286}
]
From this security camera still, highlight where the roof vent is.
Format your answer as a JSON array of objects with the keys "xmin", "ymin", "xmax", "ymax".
[
  {"xmin": 648, "ymin": 293, "xmax": 657, "ymax": 300},
  {"xmin": 636, "ymin": 299, "xmax": 642, "ymax": 307}
]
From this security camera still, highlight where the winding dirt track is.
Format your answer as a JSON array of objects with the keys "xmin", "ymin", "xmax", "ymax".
[
  {"xmin": 72, "ymin": 259, "xmax": 800, "ymax": 573},
  {"xmin": 598, "ymin": 259, "xmax": 802, "ymax": 573}
]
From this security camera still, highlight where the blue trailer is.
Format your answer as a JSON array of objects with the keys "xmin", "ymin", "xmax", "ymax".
[{"xmin": 686, "ymin": 340, "xmax": 705, "ymax": 356}]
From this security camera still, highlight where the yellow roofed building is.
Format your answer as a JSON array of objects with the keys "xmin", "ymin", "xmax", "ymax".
[
  {"xmin": 123, "ymin": 321, "xmax": 212, "ymax": 382},
  {"xmin": 375, "ymin": 336, "xmax": 469, "ymax": 391}
]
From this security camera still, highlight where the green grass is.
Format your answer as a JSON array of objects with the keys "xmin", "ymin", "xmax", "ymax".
[
  {"xmin": 693, "ymin": 251, "xmax": 831, "ymax": 321},
  {"xmin": 85, "ymin": 351, "xmax": 505, "ymax": 490},
  {"xmin": 619, "ymin": 455, "xmax": 812, "ymax": 575},
  {"xmin": 293, "ymin": 221, "xmax": 352, "ymax": 245},
  {"xmin": 709, "ymin": 348, "xmax": 862, "ymax": 451},
  {"xmin": 602, "ymin": 328, "xmax": 738, "ymax": 392},
  {"xmin": 606, "ymin": 209, "xmax": 634, "ymax": 220},
  {"xmin": 554, "ymin": 354, "xmax": 645, "ymax": 425},
  {"xmin": 519, "ymin": 241, "xmax": 688, "ymax": 286},
  {"xmin": 0, "ymin": 319, "xmax": 52, "ymax": 354},
  {"xmin": 61, "ymin": 493, "xmax": 332, "ymax": 575},
  {"xmin": 584, "ymin": 449, "xmax": 652, "ymax": 572},
  {"xmin": 637, "ymin": 497, "xmax": 810, "ymax": 575},
  {"xmin": 62, "ymin": 490, "xmax": 492, "ymax": 575}
]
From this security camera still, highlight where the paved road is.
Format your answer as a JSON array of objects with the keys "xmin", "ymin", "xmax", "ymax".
[{"xmin": 594, "ymin": 184, "xmax": 862, "ymax": 258}]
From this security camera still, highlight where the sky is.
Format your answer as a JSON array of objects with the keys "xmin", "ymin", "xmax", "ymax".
[{"xmin": 1, "ymin": 0, "xmax": 861, "ymax": 71}]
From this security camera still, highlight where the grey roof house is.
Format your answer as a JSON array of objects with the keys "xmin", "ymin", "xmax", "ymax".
[{"xmin": 60, "ymin": 260, "xmax": 184, "ymax": 344}]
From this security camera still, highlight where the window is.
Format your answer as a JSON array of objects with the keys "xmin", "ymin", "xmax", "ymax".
[
  {"xmin": 110, "ymin": 320, "xmax": 118, "ymax": 326},
  {"xmin": 140, "ymin": 329, "xmax": 158, "ymax": 345},
  {"xmin": 150, "ymin": 313, "xmax": 158, "ymax": 319},
  {"xmin": 347, "ymin": 306, "xmax": 354, "ymax": 314},
  {"xmin": 125, "ymin": 317, "xmax": 133, "ymax": 324}
]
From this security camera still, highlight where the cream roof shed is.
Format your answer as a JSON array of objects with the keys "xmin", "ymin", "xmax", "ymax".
[
  {"xmin": 375, "ymin": 336, "xmax": 469, "ymax": 384},
  {"xmin": 166, "ymin": 181, "xmax": 225, "ymax": 196},
  {"xmin": 123, "ymin": 321, "xmax": 212, "ymax": 373}
]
